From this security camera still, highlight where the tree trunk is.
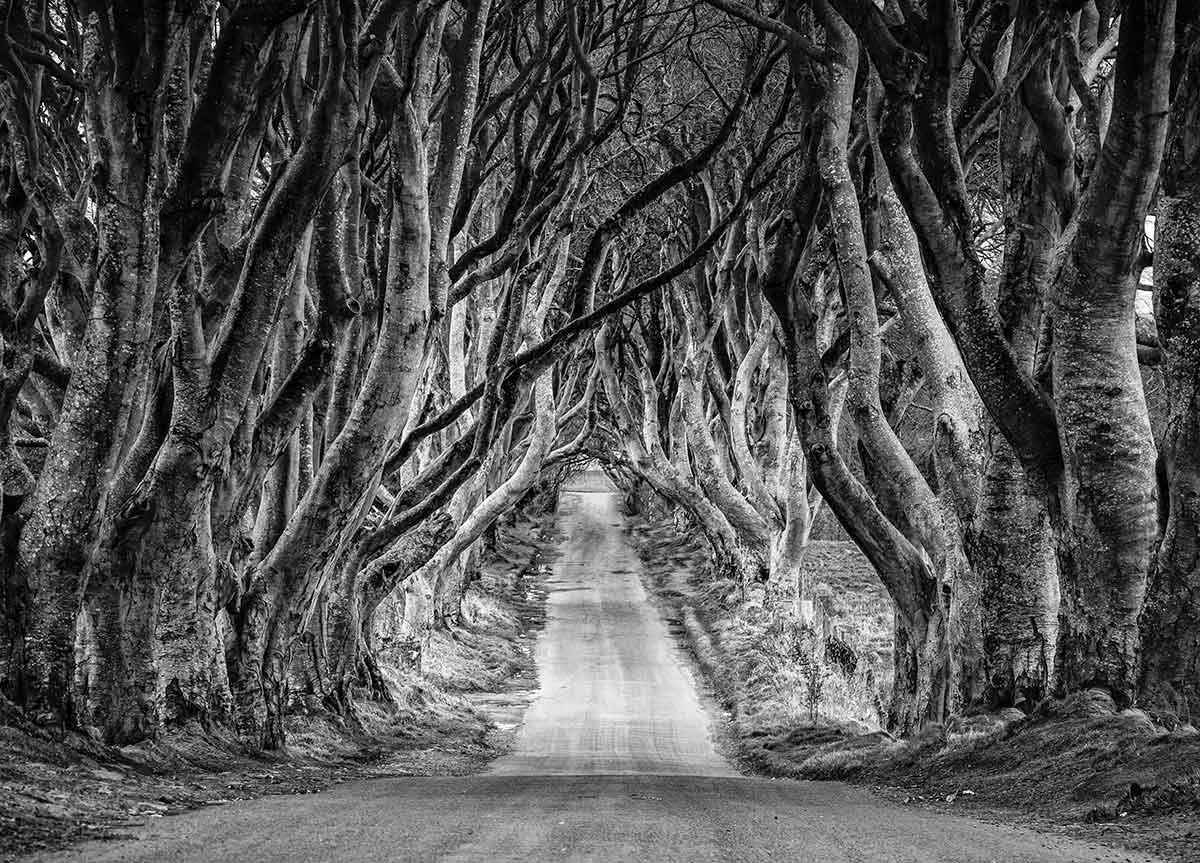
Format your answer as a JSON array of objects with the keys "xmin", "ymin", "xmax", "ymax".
[
  {"xmin": 1040, "ymin": 0, "xmax": 1173, "ymax": 704},
  {"xmin": 325, "ymin": 514, "xmax": 453, "ymax": 713},
  {"xmin": 971, "ymin": 436, "xmax": 1058, "ymax": 710},
  {"xmin": 1051, "ymin": 299, "xmax": 1157, "ymax": 704},
  {"xmin": 1139, "ymin": 32, "xmax": 1200, "ymax": 721},
  {"xmin": 234, "ymin": 50, "xmax": 431, "ymax": 747},
  {"xmin": 960, "ymin": 15, "xmax": 1065, "ymax": 709},
  {"xmin": 889, "ymin": 606, "xmax": 951, "ymax": 735},
  {"xmin": 19, "ymin": 99, "xmax": 161, "ymax": 724},
  {"xmin": 87, "ymin": 460, "xmax": 229, "ymax": 741}
]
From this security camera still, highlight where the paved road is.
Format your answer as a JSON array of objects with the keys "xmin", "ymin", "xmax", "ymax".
[
  {"xmin": 488, "ymin": 470, "xmax": 733, "ymax": 777},
  {"xmin": 34, "ymin": 471, "xmax": 1160, "ymax": 862}
]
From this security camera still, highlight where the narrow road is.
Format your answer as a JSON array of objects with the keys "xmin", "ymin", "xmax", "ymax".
[
  {"xmin": 488, "ymin": 469, "xmax": 734, "ymax": 777},
  {"xmin": 35, "ymin": 472, "xmax": 1160, "ymax": 862}
]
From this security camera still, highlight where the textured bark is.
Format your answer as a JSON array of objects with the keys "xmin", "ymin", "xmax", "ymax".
[
  {"xmin": 841, "ymin": 0, "xmax": 1172, "ymax": 707},
  {"xmin": 816, "ymin": 3, "xmax": 953, "ymax": 726},
  {"xmin": 729, "ymin": 317, "xmax": 783, "ymax": 526},
  {"xmin": 325, "ymin": 513, "xmax": 452, "ymax": 714},
  {"xmin": 959, "ymin": 8, "xmax": 1064, "ymax": 709},
  {"xmin": 1048, "ymin": 0, "xmax": 1173, "ymax": 703},
  {"xmin": 428, "ymin": 0, "xmax": 493, "ymax": 318},
  {"xmin": 1139, "ymin": 27, "xmax": 1200, "ymax": 721},
  {"xmin": 972, "ymin": 438, "xmax": 1058, "ymax": 710},
  {"xmin": 89, "ymin": 462, "xmax": 228, "ymax": 741},
  {"xmin": 872, "ymin": 146, "xmax": 986, "ymax": 711},
  {"xmin": 234, "ymin": 23, "xmax": 432, "ymax": 747},
  {"xmin": 87, "ymin": 4, "xmax": 359, "ymax": 743},
  {"xmin": 19, "ymin": 49, "xmax": 166, "ymax": 723}
]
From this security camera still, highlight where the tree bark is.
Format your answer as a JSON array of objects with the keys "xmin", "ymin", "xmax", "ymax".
[
  {"xmin": 1048, "ymin": 0, "xmax": 1173, "ymax": 703},
  {"xmin": 19, "ymin": 46, "xmax": 165, "ymax": 723},
  {"xmin": 1139, "ymin": 26, "xmax": 1200, "ymax": 721},
  {"xmin": 234, "ymin": 22, "xmax": 432, "ymax": 747}
]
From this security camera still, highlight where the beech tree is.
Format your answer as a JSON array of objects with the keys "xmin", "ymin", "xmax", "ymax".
[
  {"xmin": 0, "ymin": 0, "xmax": 1197, "ymax": 750},
  {"xmin": 702, "ymin": 0, "xmax": 1196, "ymax": 725}
]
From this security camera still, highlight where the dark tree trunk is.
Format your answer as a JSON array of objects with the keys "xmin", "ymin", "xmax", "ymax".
[
  {"xmin": 19, "ymin": 120, "xmax": 161, "ymax": 726},
  {"xmin": 1047, "ymin": 0, "xmax": 1174, "ymax": 703},
  {"xmin": 971, "ymin": 437, "xmax": 1058, "ymax": 710},
  {"xmin": 962, "ymin": 7, "xmax": 1066, "ymax": 710},
  {"xmin": 1139, "ymin": 27, "xmax": 1200, "ymax": 722}
]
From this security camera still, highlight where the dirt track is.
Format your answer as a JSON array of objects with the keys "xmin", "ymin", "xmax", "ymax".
[{"xmin": 30, "ymin": 473, "xmax": 1162, "ymax": 862}]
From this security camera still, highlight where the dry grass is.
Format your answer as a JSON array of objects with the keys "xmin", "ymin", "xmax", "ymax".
[{"xmin": 628, "ymin": 518, "xmax": 892, "ymax": 736}]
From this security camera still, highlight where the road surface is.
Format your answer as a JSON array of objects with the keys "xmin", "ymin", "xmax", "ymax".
[
  {"xmin": 488, "ymin": 469, "xmax": 734, "ymax": 777},
  {"xmin": 32, "ymin": 471, "xmax": 1160, "ymax": 862}
]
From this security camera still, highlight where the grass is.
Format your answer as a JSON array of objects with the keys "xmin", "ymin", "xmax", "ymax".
[{"xmin": 628, "ymin": 516, "xmax": 893, "ymax": 734}]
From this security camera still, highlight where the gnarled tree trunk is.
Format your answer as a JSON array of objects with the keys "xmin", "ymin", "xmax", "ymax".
[{"xmin": 1139, "ymin": 26, "xmax": 1200, "ymax": 722}]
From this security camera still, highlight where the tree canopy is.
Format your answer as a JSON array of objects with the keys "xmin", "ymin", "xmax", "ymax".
[{"xmin": 0, "ymin": 0, "xmax": 1196, "ymax": 748}]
